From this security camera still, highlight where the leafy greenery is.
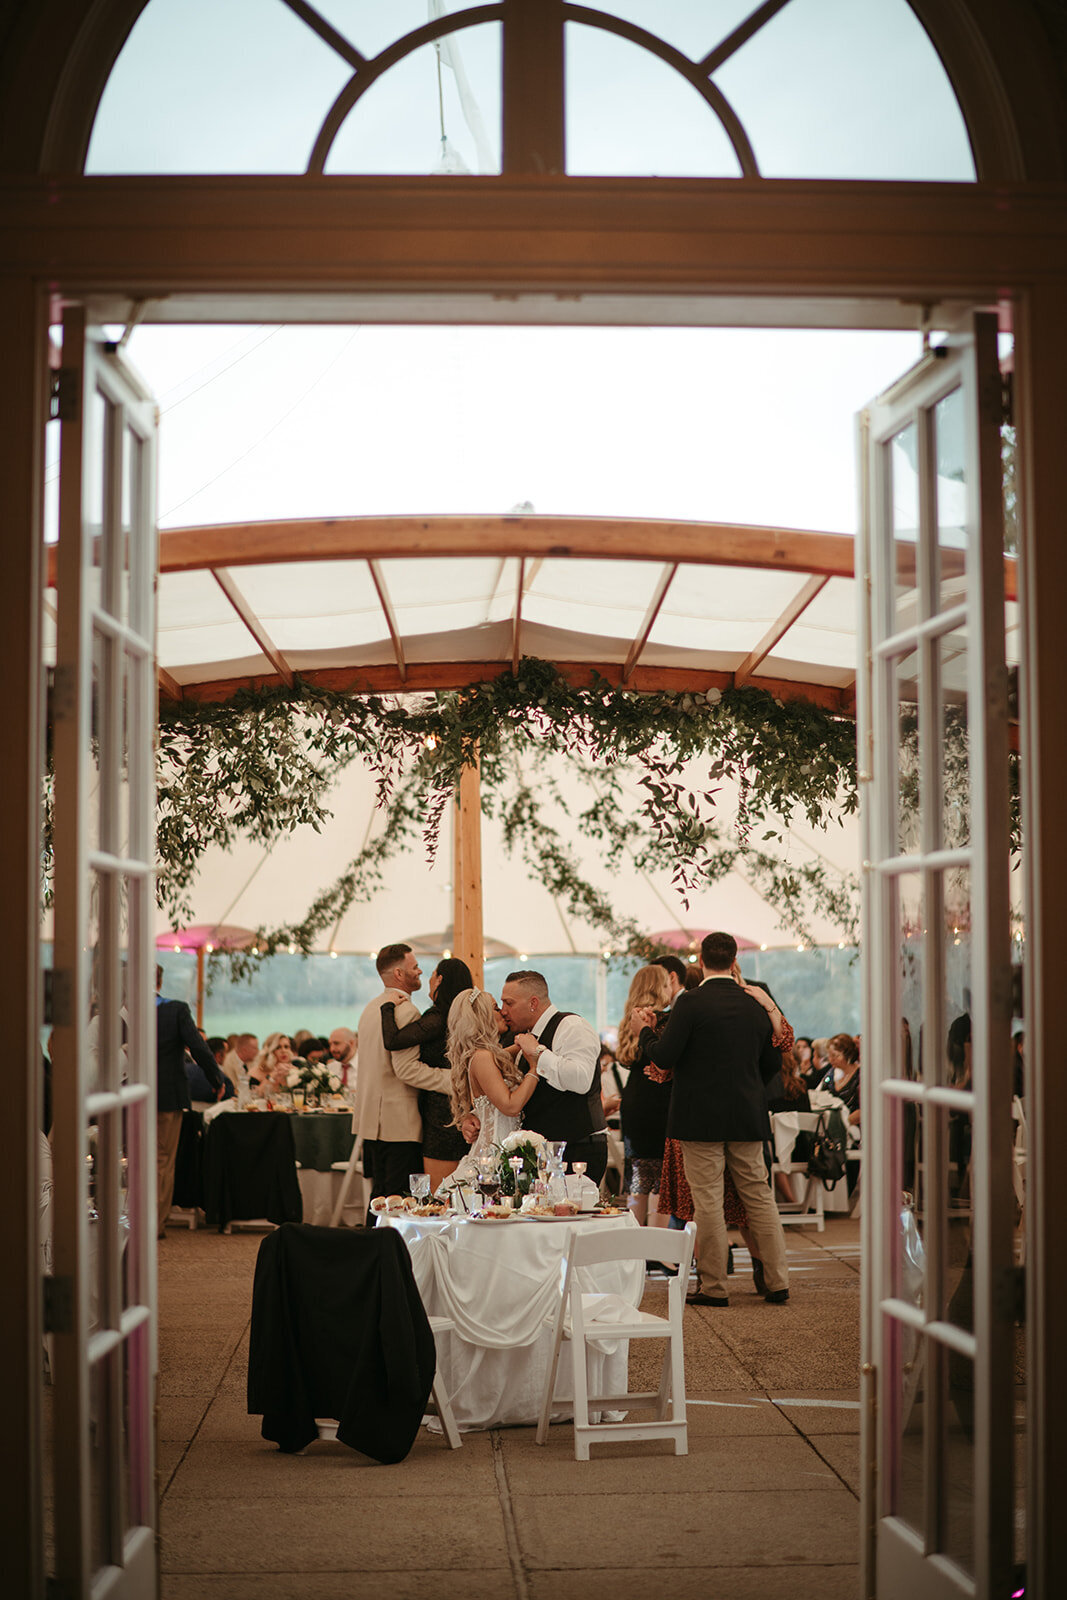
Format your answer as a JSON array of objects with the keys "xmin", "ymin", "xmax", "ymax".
[{"xmin": 57, "ymin": 656, "xmax": 1004, "ymax": 980}]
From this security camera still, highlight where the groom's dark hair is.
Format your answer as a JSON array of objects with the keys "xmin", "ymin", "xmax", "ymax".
[
  {"xmin": 504, "ymin": 970, "xmax": 549, "ymax": 1000},
  {"xmin": 700, "ymin": 932, "xmax": 737, "ymax": 972}
]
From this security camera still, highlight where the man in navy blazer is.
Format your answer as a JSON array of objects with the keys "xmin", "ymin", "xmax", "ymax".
[
  {"xmin": 640, "ymin": 931, "xmax": 790, "ymax": 1306},
  {"xmin": 156, "ymin": 965, "xmax": 226, "ymax": 1239}
]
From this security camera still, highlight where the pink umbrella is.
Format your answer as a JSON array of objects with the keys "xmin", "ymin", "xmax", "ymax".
[{"xmin": 156, "ymin": 924, "xmax": 256, "ymax": 1028}]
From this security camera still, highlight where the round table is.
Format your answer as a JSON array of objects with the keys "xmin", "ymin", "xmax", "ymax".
[
  {"xmin": 290, "ymin": 1110, "xmax": 357, "ymax": 1226},
  {"xmin": 381, "ymin": 1211, "xmax": 643, "ymax": 1431}
]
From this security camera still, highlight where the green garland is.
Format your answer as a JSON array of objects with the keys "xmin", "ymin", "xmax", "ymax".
[
  {"xmin": 143, "ymin": 659, "xmax": 863, "ymax": 978},
  {"xmin": 46, "ymin": 655, "xmax": 1017, "ymax": 980}
]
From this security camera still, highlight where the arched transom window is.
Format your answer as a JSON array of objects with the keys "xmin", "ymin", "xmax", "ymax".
[{"xmin": 87, "ymin": 0, "xmax": 975, "ymax": 181}]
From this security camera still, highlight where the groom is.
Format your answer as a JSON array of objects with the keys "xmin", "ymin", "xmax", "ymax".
[{"xmin": 462, "ymin": 971, "xmax": 608, "ymax": 1183}]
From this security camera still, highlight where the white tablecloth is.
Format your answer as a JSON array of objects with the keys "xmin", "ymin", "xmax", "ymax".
[{"xmin": 382, "ymin": 1212, "xmax": 644, "ymax": 1431}]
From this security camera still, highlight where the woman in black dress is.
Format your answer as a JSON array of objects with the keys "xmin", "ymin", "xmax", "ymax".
[{"xmin": 380, "ymin": 956, "xmax": 473, "ymax": 1190}]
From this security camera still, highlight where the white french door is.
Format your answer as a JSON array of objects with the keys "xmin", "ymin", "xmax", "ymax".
[
  {"xmin": 857, "ymin": 312, "xmax": 1016, "ymax": 1599},
  {"xmin": 50, "ymin": 307, "xmax": 160, "ymax": 1600}
]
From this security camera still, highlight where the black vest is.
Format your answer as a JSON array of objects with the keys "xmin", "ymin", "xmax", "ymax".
[{"xmin": 523, "ymin": 1010, "xmax": 605, "ymax": 1143}]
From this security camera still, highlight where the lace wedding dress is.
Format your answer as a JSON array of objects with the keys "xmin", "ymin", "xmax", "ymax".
[{"xmin": 451, "ymin": 1094, "xmax": 522, "ymax": 1186}]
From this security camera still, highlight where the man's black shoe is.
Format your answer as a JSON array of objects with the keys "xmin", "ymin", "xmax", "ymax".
[
  {"xmin": 764, "ymin": 1288, "xmax": 790, "ymax": 1304},
  {"xmin": 686, "ymin": 1291, "xmax": 729, "ymax": 1307}
]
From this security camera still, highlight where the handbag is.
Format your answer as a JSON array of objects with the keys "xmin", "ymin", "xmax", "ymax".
[{"xmin": 807, "ymin": 1109, "xmax": 847, "ymax": 1190}]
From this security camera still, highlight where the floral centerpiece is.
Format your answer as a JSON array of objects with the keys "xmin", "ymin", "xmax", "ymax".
[
  {"xmin": 497, "ymin": 1129, "xmax": 546, "ymax": 1196},
  {"xmin": 286, "ymin": 1057, "xmax": 342, "ymax": 1104}
]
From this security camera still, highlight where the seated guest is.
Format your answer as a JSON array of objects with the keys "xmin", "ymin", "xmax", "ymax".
[
  {"xmin": 303, "ymin": 1037, "xmax": 330, "ymax": 1065},
  {"xmin": 767, "ymin": 1044, "xmax": 811, "ymax": 1202},
  {"xmin": 328, "ymin": 1026, "xmax": 357, "ymax": 1088},
  {"xmin": 249, "ymin": 1032, "xmax": 299, "ymax": 1096},
  {"xmin": 381, "ymin": 957, "xmax": 474, "ymax": 1190},
  {"xmin": 792, "ymin": 1035, "xmax": 814, "ymax": 1082},
  {"xmin": 187, "ymin": 1036, "xmax": 235, "ymax": 1103},
  {"xmin": 828, "ymin": 1032, "xmax": 861, "ymax": 1120},
  {"xmin": 222, "ymin": 1032, "xmax": 258, "ymax": 1092},
  {"xmin": 807, "ymin": 1036, "xmax": 832, "ymax": 1091},
  {"xmin": 292, "ymin": 1029, "xmax": 315, "ymax": 1054}
]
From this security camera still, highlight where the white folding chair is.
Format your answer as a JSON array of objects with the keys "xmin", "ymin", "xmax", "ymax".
[
  {"xmin": 329, "ymin": 1126, "xmax": 368, "ymax": 1228},
  {"xmin": 535, "ymin": 1221, "xmax": 696, "ymax": 1460},
  {"xmin": 769, "ymin": 1111, "xmax": 826, "ymax": 1231}
]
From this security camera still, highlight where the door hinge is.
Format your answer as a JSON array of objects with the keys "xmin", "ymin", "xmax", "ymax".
[
  {"xmin": 1002, "ymin": 370, "xmax": 1014, "ymax": 428},
  {"xmin": 50, "ymin": 367, "xmax": 81, "ymax": 424},
  {"xmin": 44, "ymin": 1274, "xmax": 74, "ymax": 1335}
]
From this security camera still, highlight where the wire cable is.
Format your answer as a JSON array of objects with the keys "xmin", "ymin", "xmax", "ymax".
[{"xmin": 159, "ymin": 329, "xmax": 360, "ymax": 520}]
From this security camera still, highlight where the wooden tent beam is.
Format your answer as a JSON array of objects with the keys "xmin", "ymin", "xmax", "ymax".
[
  {"xmin": 453, "ymin": 752, "xmax": 484, "ymax": 987},
  {"xmin": 367, "ymin": 558, "xmax": 406, "ymax": 681},
  {"xmin": 212, "ymin": 567, "xmax": 294, "ymax": 688},
  {"xmin": 734, "ymin": 574, "xmax": 830, "ymax": 687},
  {"xmin": 155, "ymin": 515, "xmax": 859, "ymax": 579},
  {"xmin": 622, "ymin": 562, "xmax": 678, "ymax": 682},
  {"xmin": 172, "ymin": 659, "xmax": 856, "ymax": 713}
]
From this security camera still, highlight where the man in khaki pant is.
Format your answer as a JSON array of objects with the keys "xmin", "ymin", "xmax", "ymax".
[{"xmin": 637, "ymin": 931, "xmax": 790, "ymax": 1306}]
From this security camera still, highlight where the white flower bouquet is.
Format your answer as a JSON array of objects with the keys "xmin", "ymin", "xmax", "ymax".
[
  {"xmin": 497, "ymin": 1129, "xmax": 546, "ymax": 1194},
  {"xmin": 286, "ymin": 1058, "xmax": 343, "ymax": 1098}
]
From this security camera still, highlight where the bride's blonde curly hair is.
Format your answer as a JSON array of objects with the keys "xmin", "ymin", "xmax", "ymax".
[{"xmin": 447, "ymin": 989, "xmax": 524, "ymax": 1122}]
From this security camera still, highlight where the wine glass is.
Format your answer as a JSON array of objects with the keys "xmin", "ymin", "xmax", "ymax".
[
  {"xmin": 409, "ymin": 1173, "xmax": 431, "ymax": 1201},
  {"xmin": 570, "ymin": 1161, "xmax": 587, "ymax": 1180}
]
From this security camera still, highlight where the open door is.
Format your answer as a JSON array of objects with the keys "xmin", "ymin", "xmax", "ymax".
[
  {"xmin": 50, "ymin": 306, "xmax": 160, "ymax": 1599},
  {"xmin": 857, "ymin": 311, "xmax": 1016, "ymax": 1598}
]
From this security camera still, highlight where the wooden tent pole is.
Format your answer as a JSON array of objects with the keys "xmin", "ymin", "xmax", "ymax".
[{"xmin": 453, "ymin": 749, "xmax": 484, "ymax": 987}]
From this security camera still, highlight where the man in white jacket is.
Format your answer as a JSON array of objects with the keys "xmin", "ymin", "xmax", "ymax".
[{"xmin": 355, "ymin": 943, "xmax": 445, "ymax": 1220}]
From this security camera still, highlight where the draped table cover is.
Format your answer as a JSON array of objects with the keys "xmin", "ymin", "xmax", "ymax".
[
  {"xmin": 381, "ymin": 1211, "xmax": 644, "ymax": 1431},
  {"xmin": 290, "ymin": 1111, "xmax": 357, "ymax": 1227},
  {"xmin": 201, "ymin": 1102, "xmax": 358, "ymax": 1226}
]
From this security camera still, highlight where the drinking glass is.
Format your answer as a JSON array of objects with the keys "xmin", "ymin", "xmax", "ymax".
[
  {"xmin": 409, "ymin": 1173, "xmax": 431, "ymax": 1201},
  {"xmin": 570, "ymin": 1161, "xmax": 587, "ymax": 1180},
  {"xmin": 291, "ymin": 1086, "xmax": 305, "ymax": 1110},
  {"xmin": 548, "ymin": 1140, "xmax": 567, "ymax": 1165}
]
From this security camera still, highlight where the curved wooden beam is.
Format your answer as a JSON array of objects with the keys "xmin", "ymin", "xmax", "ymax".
[
  {"xmin": 166, "ymin": 659, "xmax": 856, "ymax": 715},
  {"xmin": 155, "ymin": 515, "xmax": 859, "ymax": 578}
]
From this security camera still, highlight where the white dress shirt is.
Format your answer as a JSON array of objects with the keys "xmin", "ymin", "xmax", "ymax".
[{"xmin": 530, "ymin": 1004, "xmax": 601, "ymax": 1096}]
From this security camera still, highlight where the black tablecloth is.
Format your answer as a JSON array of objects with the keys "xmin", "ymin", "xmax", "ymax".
[
  {"xmin": 248, "ymin": 1223, "xmax": 436, "ymax": 1462},
  {"xmin": 202, "ymin": 1111, "xmax": 303, "ymax": 1231}
]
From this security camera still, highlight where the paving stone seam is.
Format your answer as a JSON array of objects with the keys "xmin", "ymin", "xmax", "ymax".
[
  {"xmin": 491, "ymin": 1428, "xmax": 531, "ymax": 1600},
  {"xmin": 160, "ymin": 1314, "xmax": 254, "ymax": 1502}
]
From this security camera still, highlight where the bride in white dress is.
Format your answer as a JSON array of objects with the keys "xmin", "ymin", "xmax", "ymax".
[{"xmin": 446, "ymin": 989, "xmax": 541, "ymax": 1182}]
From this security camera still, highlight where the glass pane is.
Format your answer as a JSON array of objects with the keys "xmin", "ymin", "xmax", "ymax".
[
  {"xmin": 326, "ymin": 25, "xmax": 502, "ymax": 174},
  {"xmin": 887, "ymin": 1312, "xmax": 925, "ymax": 1533},
  {"xmin": 895, "ymin": 872, "xmax": 924, "ymax": 1073},
  {"xmin": 889, "ymin": 423, "xmax": 920, "ymax": 626},
  {"xmin": 935, "ymin": 385, "xmax": 968, "ymax": 614},
  {"xmin": 586, "ymin": 1, "xmax": 760, "ymax": 62},
  {"xmin": 88, "ymin": 1354, "xmax": 112, "ymax": 1571},
  {"xmin": 565, "ymin": 23, "xmax": 741, "ymax": 177},
  {"xmin": 939, "ymin": 1103, "xmax": 974, "ymax": 1331},
  {"xmin": 890, "ymin": 1099, "xmax": 925, "ymax": 1301},
  {"xmin": 941, "ymin": 865, "xmax": 972, "ymax": 1092},
  {"xmin": 125, "ymin": 1323, "xmax": 152, "ymax": 1528},
  {"xmin": 714, "ymin": 0, "xmax": 975, "ymax": 180},
  {"xmin": 86, "ymin": 0, "xmax": 351, "ymax": 174},
  {"xmin": 938, "ymin": 626, "xmax": 970, "ymax": 851},
  {"xmin": 940, "ymin": 1344, "xmax": 976, "ymax": 1575},
  {"xmin": 84, "ymin": 387, "xmax": 107, "ymax": 541},
  {"xmin": 125, "ymin": 426, "xmax": 150, "ymax": 641},
  {"xmin": 313, "ymin": 1, "xmax": 487, "ymax": 61},
  {"xmin": 896, "ymin": 664, "xmax": 920, "ymax": 855}
]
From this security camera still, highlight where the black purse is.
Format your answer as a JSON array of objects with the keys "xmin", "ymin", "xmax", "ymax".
[{"xmin": 807, "ymin": 1110, "xmax": 847, "ymax": 1190}]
